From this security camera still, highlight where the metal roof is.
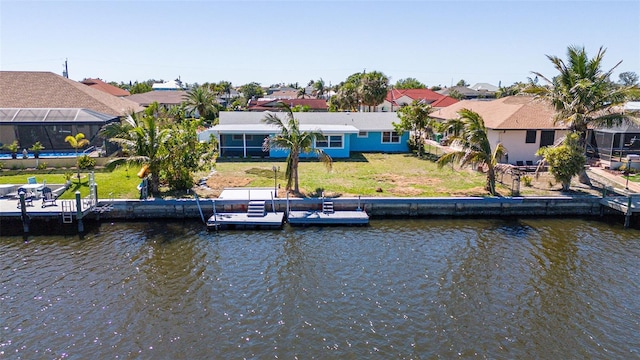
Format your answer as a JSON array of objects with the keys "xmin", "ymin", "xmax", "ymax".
[
  {"xmin": 0, "ymin": 108, "xmax": 119, "ymax": 123},
  {"xmin": 219, "ymin": 111, "xmax": 400, "ymax": 131}
]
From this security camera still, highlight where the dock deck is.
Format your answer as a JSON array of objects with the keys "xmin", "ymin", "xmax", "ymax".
[
  {"xmin": 599, "ymin": 196, "xmax": 640, "ymax": 214},
  {"xmin": 207, "ymin": 212, "xmax": 285, "ymax": 230},
  {"xmin": 287, "ymin": 210, "xmax": 369, "ymax": 226}
]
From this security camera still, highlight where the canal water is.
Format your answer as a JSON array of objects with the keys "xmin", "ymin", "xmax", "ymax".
[{"xmin": 1, "ymin": 219, "xmax": 639, "ymax": 359}]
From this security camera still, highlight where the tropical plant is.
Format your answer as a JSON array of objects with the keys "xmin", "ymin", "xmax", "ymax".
[
  {"xmin": 394, "ymin": 100, "xmax": 435, "ymax": 157},
  {"xmin": 395, "ymin": 77, "xmax": 426, "ymax": 89},
  {"xmin": 184, "ymin": 86, "xmax": 217, "ymax": 121},
  {"xmin": 359, "ymin": 71, "xmax": 389, "ymax": 111},
  {"xmin": 163, "ymin": 119, "xmax": 216, "ymax": 190},
  {"xmin": 262, "ymin": 103, "xmax": 332, "ymax": 194},
  {"xmin": 239, "ymin": 82, "xmax": 264, "ymax": 102},
  {"xmin": 297, "ymin": 87, "xmax": 307, "ymax": 99},
  {"xmin": 77, "ymin": 154, "xmax": 96, "ymax": 170},
  {"xmin": 456, "ymin": 79, "xmax": 469, "ymax": 87},
  {"xmin": 218, "ymin": 81, "xmax": 233, "ymax": 108},
  {"xmin": 313, "ymin": 78, "xmax": 326, "ymax": 98},
  {"xmin": 448, "ymin": 89, "xmax": 465, "ymax": 100},
  {"xmin": 527, "ymin": 45, "xmax": 635, "ymax": 138},
  {"xmin": 107, "ymin": 111, "xmax": 170, "ymax": 194},
  {"xmin": 436, "ymin": 109, "xmax": 507, "ymax": 195},
  {"xmin": 65, "ymin": 133, "xmax": 90, "ymax": 181},
  {"xmin": 29, "ymin": 141, "xmax": 45, "ymax": 158},
  {"xmin": 536, "ymin": 132, "xmax": 586, "ymax": 191},
  {"xmin": 3, "ymin": 140, "xmax": 19, "ymax": 159}
]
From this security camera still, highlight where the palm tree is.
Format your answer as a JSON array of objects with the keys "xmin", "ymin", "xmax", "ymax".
[
  {"xmin": 218, "ymin": 81, "xmax": 233, "ymax": 109},
  {"xmin": 528, "ymin": 45, "xmax": 634, "ymax": 138},
  {"xmin": 262, "ymin": 103, "xmax": 332, "ymax": 194},
  {"xmin": 65, "ymin": 132, "xmax": 90, "ymax": 181},
  {"xmin": 297, "ymin": 87, "xmax": 307, "ymax": 99},
  {"xmin": 184, "ymin": 86, "xmax": 216, "ymax": 120},
  {"xmin": 313, "ymin": 78, "xmax": 326, "ymax": 99},
  {"xmin": 359, "ymin": 71, "xmax": 389, "ymax": 111},
  {"xmin": 107, "ymin": 111, "xmax": 170, "ymax": 195},
  {"xmin": 436, "ymin": 109, "xmax": 506, "ymax": 195}
]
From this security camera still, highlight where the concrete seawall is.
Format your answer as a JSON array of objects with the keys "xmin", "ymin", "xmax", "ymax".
[{"xmin": 95, "ymin": 196, "xmax": 603, "ymax": 220}]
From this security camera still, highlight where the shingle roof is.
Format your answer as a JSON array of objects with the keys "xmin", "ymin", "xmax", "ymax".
[
  {"xmin": 81, "ymin": 78, "xmax": 130, "ymax": 97},
  {"xmin": 248, "ymin": 98, "xmax": 327, "ymax": 111},
  {"xmin": 126, "ymin": 90, "xmax": 188, "ymax": 106},
  {"xmin": 0, "ymin": 71, "xmax": 143, "ymax": 116},
  {"xmin": 386, "ymin": 88, "xmax": 457, "ymax": 108},
  {"xmin": 431, "ymin": 96, "xmax": 565, "ymax": 130}
]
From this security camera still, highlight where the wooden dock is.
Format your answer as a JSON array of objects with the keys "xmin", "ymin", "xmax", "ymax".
[
  {"xmin": 599, "ymin": 195, "xmax": 640, "ymax": 227},
  {"xmin": 206, "ymin": 212, "xmax": 285, "ymax": 230},
  {"xmin": 287, "ymin": 209, "xmax": 369, "ymax": 226}
]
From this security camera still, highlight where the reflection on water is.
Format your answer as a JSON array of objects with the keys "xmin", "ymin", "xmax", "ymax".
[{"xmin": 1, "ymin": 219, "xmax": 639, "ymax": 358}]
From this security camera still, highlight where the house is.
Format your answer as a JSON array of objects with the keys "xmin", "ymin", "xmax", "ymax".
[
  {"xmin": 247, "ymin": 98, "xmax": 328, "ymax": 112},
  {"xmin": 0, "ymin": 71, "xmax": 143, "ymax": 151},
  {"xmin": 81, "ymin": 78, "xmax": 130, "ymax": 97},
  {"xmin": 126, "ymin": 90, "xmax": 188, "ymax": 109},
  {"xmin": 199, "ymin": 111, "xmax": 409, "ymax": 159},
  {"xmin": 376, "ymin": 88, "xmax": 458, "ymax": 112},
  {"xmin": 588, "ymin": 101, "xmax": 640, "ymax": 167},
  {"xmin": 469, "ymin": 83, "xmax": 499, "ymax": 98},
  {"xmin": 437, "ymin": 86, "xmax": 494, "ymax": 100},
  {"xmin": 152, "ymin": 79, "xmax": 183, "ymax": 91},
  {"xmin": 431, "ymin": 96, "xmax": 569, "ymax": 164}
]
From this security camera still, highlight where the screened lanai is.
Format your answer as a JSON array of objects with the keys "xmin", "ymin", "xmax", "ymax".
[
  {"xmin": 0, "ymin": 108, "xmax": 118, "ymax": 151},
  {"xmin": 589, "ymin": 123, "xmax": 640, "ymax": 163}
]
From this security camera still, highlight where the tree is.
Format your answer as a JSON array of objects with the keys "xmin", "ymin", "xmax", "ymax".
[
  {"xmin": 456, "ymin": 79, "xmax": 469, "ymax": 87},
  {"xmin": 331, "ymin": 81, "xmax": 359, "ymax": 111},
  {"xmin": 239, "ymin": 82, "xmax": 264, "ymax": 102},
  {"xmin": 395, "ymin": 78, "xmax": 426, "ymax": 89},
  {"xmin": 536, "ymin": 132, "xmax": 586, "ymax": 191},
  {"xmin": 262, "ymin": 103, "xmax": 332, "ymax": 194},
  {"xmin": 107, "ymin": 104, "xmax": 171, "ymax": 194},
  {"xmin": 65, "ymin": 133, "xmax": 90, "ymax": 181},
  {"xmin": 618, "ymin": 71, "xmax": 639, "ymax": 86},
  {"xmin": 297, "ymin": 87, "xmax": 307, "ymax": 99},
  {"xmin": 313, "ymin": 78, "xmax": 326, "ymax": 98},
  {"xmin": 184, "ymin": 86, "xmax": 217, "ymax": 121},
  {"xmin": 218, "ymin": 81, "xmax": 233, "ymax": 108},
  {"xmin": 359, "ymin": 71, "xmax": 389, "ymax": 111},
  {"xmin": 436, "ymin": 109, "xmax": 506, "ymax": 195},
  {"xmin": 129, "ymin": 81, "xmax": 153, "ymax": 94},
  {"xmin": 393, "ymin": 100, "xmax": 435, "ymax": 157},
  {"xmin": 164, "ymin": 119, "xmax": 216, "ymax": 190},
  {"xmin": 448, "ymin": 89, "xmax": 465, "ymax": 100},
  {"xmin": 528, "ymin": 45, "xmax": 634, "ymax": 137}
]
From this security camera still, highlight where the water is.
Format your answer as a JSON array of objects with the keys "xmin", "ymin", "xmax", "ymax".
[
  {"xmin": 0, "ymin": 151, "xmax": 80, "ymax": 160},
  {"xmin": 1, "ymin": 219, "xmax": 639, "ymax": 359}
]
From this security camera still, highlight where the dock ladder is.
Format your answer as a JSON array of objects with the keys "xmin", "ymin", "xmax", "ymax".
[
  {"xmin": 322, "ymin": 196, "xmax": 334, "ymax": 214},
  {"xmin": 247, "ymin": 201, "xmax": 266, "ymax": 217},
  {"xmin": 61, "ymin": 200, "xmax": 74, "ymax": 224}
]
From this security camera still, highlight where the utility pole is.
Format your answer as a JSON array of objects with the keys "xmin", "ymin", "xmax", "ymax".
[{"xmin": 62, "ymin": 58, "xmax": 69, "ymax": 78}]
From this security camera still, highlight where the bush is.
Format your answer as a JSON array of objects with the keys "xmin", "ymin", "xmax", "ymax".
[
  {"xmin": 36, "ymin": 162, "xmax": 47, "ymax": 170},
  {"xmin": 0, "ymin": 161, "xmax": 3, "ymax": 170},
  {"xmin": 522, "ymin": 175, "xmax": 533, "ymax": 187},
  {"xmin": 77, "ymin": 155, "xmax": 96, "ymax": 169}
]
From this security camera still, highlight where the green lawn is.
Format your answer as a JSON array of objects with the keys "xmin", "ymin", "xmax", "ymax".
[{"xmin": 0, "ymin": 153, "xmax": 529, "ymax": 199}]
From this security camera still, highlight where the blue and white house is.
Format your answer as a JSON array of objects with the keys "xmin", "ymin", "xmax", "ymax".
[{"xmin": 199, "ymin": 111, "xmax": 409, "ymax": 158}]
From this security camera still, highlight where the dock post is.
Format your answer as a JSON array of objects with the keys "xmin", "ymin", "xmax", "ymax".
[
  {"xmin": 75, "ymin": 191, "xmax": 84, "ymax": 233},
  {"xmin": 94, "ymin": 183, "xmax": 99, "ymax": 207},
  {"xmin": 19, "ymin": 192, "xmax": 29, "ymax": 234},
  {"xmin": 286, "ymin": 192, "xmax": 290, "ymax": 217},
  {"xmin": 357, "ymin": 195, "xmax": 362, "ymax": 211},
  {"xmin": 624, "ymin": 195, "xmax": 633, "ymax": 228}
]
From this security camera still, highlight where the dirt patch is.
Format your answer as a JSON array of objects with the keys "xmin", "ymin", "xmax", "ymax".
[
  {"xmin": 198, "ymin": 175, "xmax": 253, "ymax": 197},
  {"xmin": 375, "ymin": 174, "xmax": 441, "ymax": 187},
  {"xmin": 388, "ymin": 187, "xmax": 424, "ymax": 196}
]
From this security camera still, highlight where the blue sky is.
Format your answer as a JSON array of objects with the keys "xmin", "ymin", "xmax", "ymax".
[{"xmin": 1, "ymin": 1, "xmax": 638, "ymax": 88}]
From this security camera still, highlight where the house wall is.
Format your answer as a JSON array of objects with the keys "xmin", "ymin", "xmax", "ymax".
[
  {"xmin": 219, "ymin": 134, "xmax": 269, "ymax": 157},
  {"xmin": 491, "ymin": 129, "xmax": 569, "ymax": 164},
  {"xmin": 269, "ymin": 134, "xmax": 351, "ymax": 158},
  {"xmin": 350, "ymin": 131, "xmax": 409, "ymax": 153}
]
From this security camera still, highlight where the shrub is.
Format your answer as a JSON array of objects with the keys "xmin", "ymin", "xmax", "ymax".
[
  {"xmin": 36, "ymin": 162, "xmax": 48, "ymax": 170},
  {"xmin": 77, "ymin": 155, "xmax": 96, "ymax": 169},
  {"xmin": 0, "ymin": 161, "xmax": 3, "ymax": 170},
  {"xmin": 522, "ymin": 175, "xmax": 533, "ymax": 187}
]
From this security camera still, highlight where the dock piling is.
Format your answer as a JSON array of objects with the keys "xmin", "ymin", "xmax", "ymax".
[{"xmin": 75, "ymin": 191, "xmax": 84, "ymax": 233}]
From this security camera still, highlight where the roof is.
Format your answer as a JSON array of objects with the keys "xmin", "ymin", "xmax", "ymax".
[
  {"xmin": 470, "ymin": 83, "xmax": 499, "ymax": 92},
  {"xmin": 218, "ymin": 111, "xmax": 401, "ymax": 131},
  {"xmin": 248, "ymin": 98, "xmax": 327, "ymax": 111},
  {"xmin": 126, "ymin": 90, "xmax": 188, "ymax": 106},
  {"xmin": 431, "ymin": 96, "xmax": 565, "ymax": 130},
  {"xmin": 0, "ymin": 108, "xmax": 119, "ymax": 124},
  {"xmin": 206, "ymin": 123, "xmax": 358, "ymax": 135},
  {"xmin": 152, "ymin": 80, "xmax": 182, "ymax": 90},
  {"xmin": 437, "ymin": 86, "xmax": 481, "ymax": 97},
  {"xmin": 0, "ymin": 71, "xmax": 144, "ymax": 116},
  {"xmin": 80, "ymin": 78, "xmax": 130, "ymax": 97},
  {"xmin": 385, "ymin": 88, "xmax": 458, "ymax": 108}
]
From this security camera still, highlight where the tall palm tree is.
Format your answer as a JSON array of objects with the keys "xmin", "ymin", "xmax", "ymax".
[
  {"xmin": 218, "ymin": 81, "xmax": 233, "ymax": 109},
  {"xmin": 359, "ymin": 71, "xmax": 389, "ymax": 111},
  {"xmin": 262, "ymin": 103, "xmax": 332, "ymax": 194},
  {"xmin": 528, "ymin": 45, "xmax": 634, "ymax": 137},
  {"xmin": 313, "ymin": 78, "xmax": 326, "ymax": 99},
  {"xmin": 297, "ymin": 87, "xmax": 307, "ymax": 99},
  {"xmin": 436, "ymin": 109, "xmax": 506, "ymax": 195},
  {"xmin": 65, "ymin": 132, "xmax": 90, "ymax": 181},
  {"xmin": 107, "ymin": 111, "xmax": 171, "ymax": 194},
  {"xmin": 184, "ymin": 86, "xmax": 216, "ymax": 120}
]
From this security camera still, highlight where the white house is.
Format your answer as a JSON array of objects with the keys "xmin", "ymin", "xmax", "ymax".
[{"xmin": 431, "ymin": 96, "xmax": 569, "ymax": 165}]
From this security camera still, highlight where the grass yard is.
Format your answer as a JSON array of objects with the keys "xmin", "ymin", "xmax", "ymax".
[{"xmin": 0, "ymin": 153, "xmax": 596, "ymax": 199}]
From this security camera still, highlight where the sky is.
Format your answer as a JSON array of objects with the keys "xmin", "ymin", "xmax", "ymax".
[{"xmin": 1, "ymin": 0, "xmax": 639, "ymax": 89}]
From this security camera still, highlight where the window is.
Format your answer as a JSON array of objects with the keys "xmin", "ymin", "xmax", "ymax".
[
  {"xmin": 358, "ymin": 131, "xmax": 368, "ymax": 138},
  {"xmin": 525, "ymin": 130, "xmax": 537, "ymax": 143},
  {"xmin": 232, "ymin": 134, "xmax": 252, "ymax": 141},
  {"xmin": 540, "ymin": 130, "xmax": 555, "ymax": 147},
  {"xmin": 382, "ymin": 131, "xmax": 400, "ymax": 144},
  {"xmin": 316, "ymin": 135, "xmax": 342, "ymax": 148}
]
